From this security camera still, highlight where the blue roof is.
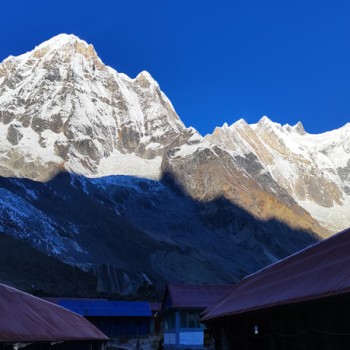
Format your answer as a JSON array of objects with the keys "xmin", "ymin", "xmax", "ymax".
[{"xmin": 58, "ymin": 300, "xmax": 152, "ymax": 317}]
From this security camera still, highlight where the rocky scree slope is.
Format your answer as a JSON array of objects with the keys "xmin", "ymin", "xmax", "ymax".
[
  {"xmin": 0, "ymin": 173, "xmax": 318, "ymax": 296},
  {"xmin": 0, "ymin": 233, "xmax": 97, "ymax": 297}
]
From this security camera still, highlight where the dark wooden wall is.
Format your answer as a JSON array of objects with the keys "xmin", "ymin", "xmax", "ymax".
[{"xmin": 208, "ymin": 294, "xmax": 350, "ymax": 350}]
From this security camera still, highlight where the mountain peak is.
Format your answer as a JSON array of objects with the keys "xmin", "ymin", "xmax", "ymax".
[
  {"xmin": 291, "ymin": 121, "xmax": 306, "ymax": 135},
  {"xmin": 257, "ymin": 115, "xmax": 274, "ymax": 126},
  {"xmin": 136, "ymin": 70, "xmax": 153, "ymax": 80},
  {"xmin": 29, "ymin": 34, "xmax": 99, "ymax": 63},
  {"xmin": 231, "ymin": 118, "xmax": 249, "ymax": 129},
  {"xmin": 0, "ymin": 34, "xmax": 183, "ymax": 180},
  {"xmin": 36, "ymin": 33, "xmax": 89, "ymax": 49},
  {"xmin": 283, "ymin": 121, "xmax": 306, "ymax": 135},
  {"xmin": 135, "ymin": 70, "xmax": 159, "ymax": 88}
]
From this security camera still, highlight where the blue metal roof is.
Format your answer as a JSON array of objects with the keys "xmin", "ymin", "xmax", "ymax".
[{"xmin": 58, "ymin": 300, "xmax": 152, "ymax": 317}]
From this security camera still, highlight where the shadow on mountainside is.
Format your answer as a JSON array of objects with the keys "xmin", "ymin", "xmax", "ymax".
[
  {"xmin": 161, "ymin": 170, "xmax": 320, "ymax": 233},
  {"xmin": 0, "ymin": 171, "xmax": 319, "ymax": 299},
  {"xmin": 0, "ymin": 233, "xmax": 98, "ymax": 297}
]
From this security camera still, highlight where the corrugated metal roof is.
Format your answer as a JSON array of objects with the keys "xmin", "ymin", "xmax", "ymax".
[
  {"xmin": 163, "ymin": 284, "xmax": 233, "ymax": 309},
  {"xmin": 45, "ymin": 297, "xmax": 108, "ymax": 304},
  {"xmin": 58, "ymin": 300, "xmax": 152, "ymax": 317},
  {"xmin": 203, "ymin": 227, "xmax": 350, "ymax": 321},
  {"xmin": 0, "ymin": 283, "xmax": 108, "ymax": 342}
]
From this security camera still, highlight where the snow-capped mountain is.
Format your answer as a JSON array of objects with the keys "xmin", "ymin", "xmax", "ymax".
[
  {"xmin": 160, "ymin": 126, "xmax": 328, "ymax": 236},
  {"xmin": 0, "ymin": 34, "xmax": 347, "ymax": 295},
  {"xmin": 207, "ymin": 117, "xmax": 350, "ymax": 232},
  {"xmin": 0, "ymin": 34, "xmax": 183, "ymax": 181}
]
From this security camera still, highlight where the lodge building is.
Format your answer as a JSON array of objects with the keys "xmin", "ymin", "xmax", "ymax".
[
  {"xmin": 202, "ymin": 227, "xmax": 350, "ymax": 350},
  {"xmin": 51, "ymin": 299, "xmax": 153, "ymax": 338},
  {"xmin": 0, "ymin": 283, "xmax": 108, "ymax": 350},
  {"xmin": 162, "ymin": 284, "xmax": 232, "ymax": 349}
]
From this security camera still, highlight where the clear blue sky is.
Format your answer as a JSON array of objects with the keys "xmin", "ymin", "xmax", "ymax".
[{"xmin": 1, "ymin": 0, "xmax": 349, "ymax": 135}]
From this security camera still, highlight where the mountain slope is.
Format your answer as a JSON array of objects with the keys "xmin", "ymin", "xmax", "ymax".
[
  {"xmin": 0, "ymin": 233, "xmax": 97, "ymax": 296},
  {"xmin": 161, "ymin": 127, "xmax": 328, "ymax": 236},
  {"xmin": 0, "ymin": 173, "xmax": 318, "ymax": 295},
  {"xmin": 0, "ymin": 34, "xmax": 330, "ymax": 235},
  {"xmin": 0, "ymin": 34, "xmax": 347, "ymax": 295},
  {"xmin": 207, "ymin": 117, "xmax": 350, "ymax": 232}
]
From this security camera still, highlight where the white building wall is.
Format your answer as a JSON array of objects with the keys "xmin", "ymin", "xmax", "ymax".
[
  {"xmin": 179, "ymin": 331, "xmax": 204, "ymax": 346},
  {"xmin": 164, "ymin": 332, "xmax": 176, "ymax": 345}
]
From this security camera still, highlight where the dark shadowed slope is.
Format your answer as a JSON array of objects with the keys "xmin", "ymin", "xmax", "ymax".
[
  {"xmin": 0, "ymin": 233, "xmax": 97, "ymax": 296},
  {"xmin": 0, "ymin": 172, "xmax": 319, "ymax": 297}
]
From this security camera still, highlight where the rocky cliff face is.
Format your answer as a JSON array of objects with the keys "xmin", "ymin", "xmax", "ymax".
[
  {"xmin": 161, "ymin": 127, "xmax": 327, "ymax": 236},
  {"xmin": 0, "ymin": 34, "xmax": 183, "ymax": 181},
  {"xmin": 0, "ymin": 34, "xmax": 348, "ymax": 295}
]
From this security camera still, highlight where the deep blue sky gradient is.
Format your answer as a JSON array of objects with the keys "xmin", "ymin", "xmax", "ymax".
[{"xmin": 1, "ymin": 0, "xmax": 349, "ymax": 135}]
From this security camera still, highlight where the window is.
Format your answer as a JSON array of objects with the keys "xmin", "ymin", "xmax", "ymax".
[
  {"xmin": 188, "ymin": 311, "xmax": 196, "ymax": 328},
  {"xmin": 164, "ymin": 312, "xmax": 175, "ymax": 329},
  {"xmin": 179, "ymin": 310, "xmax": 203, "ymax": 328},
  {"xmin": 180, "ymin": 311, "xmax": 187, "ymax": 328}
]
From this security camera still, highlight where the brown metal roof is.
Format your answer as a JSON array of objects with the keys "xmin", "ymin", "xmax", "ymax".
[
  {"xmin": 0, "ymin": 283, "xmax": 109, "ymax": 342},
  {"xmin": 163, "ymin": 284, "xmax": 233, "ymax": 309},
  {"xmin": 203, "ymin": 227, "xmax": 350, "ymax": 321}
]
